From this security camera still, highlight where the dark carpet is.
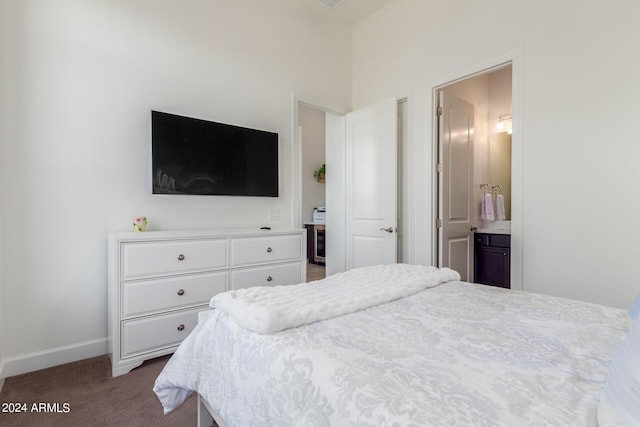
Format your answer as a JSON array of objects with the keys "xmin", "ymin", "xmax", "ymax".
[{"xmin": 0, "ymin": 354, "xmax": 198, "ymax": 427}]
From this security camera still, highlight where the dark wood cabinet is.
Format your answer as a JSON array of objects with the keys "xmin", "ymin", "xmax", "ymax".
[
  {"xmin": 474, "ymin": 232, "xmax": 510, "ymax": 289},
  {"xmin": 304, "ymin": 224, "xmax": 315, "ymax": 263},
  {"xmin": 304, "ymin": 224, "xmax": 325, "ymax": 265}
]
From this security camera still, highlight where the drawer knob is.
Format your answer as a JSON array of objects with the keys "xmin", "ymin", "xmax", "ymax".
[
  {"xmin": 177, "ymin": 289, "xmax": 185, "ymax": 296},
  {"xmin": 266, "ymin": 247, "xmax": 273, "ymax": 253},
  {"xmin": 267, "ymin": 276, "xmax": 273, "ymax": 282},
  {"xmin": 177, "ymin": 254, "xmax": 185, "ymax": 261},
  {"xmin": 177, "ymin": 324, "xmax": 185, "ymax": 331}
]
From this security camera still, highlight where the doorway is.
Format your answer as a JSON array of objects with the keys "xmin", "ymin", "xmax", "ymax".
[
  {"xmin": 293, "ymin": 94, "xmax": 407, "ymax": 280},
  {"xmin": 434, "ymin": 64, "xmax": 514, "ymax": 285},
  {"xmin": 299, "ymin": 104, "xmax": 328, "ymax": 281},
  {"xmin": 292, "ymin": 93, "xmax": 346, "ymax": 281}
]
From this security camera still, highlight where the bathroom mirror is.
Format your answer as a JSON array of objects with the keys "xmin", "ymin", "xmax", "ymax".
[{"xmin": 489, "ymin": 132, "xmax": 512, "ymax": 220}]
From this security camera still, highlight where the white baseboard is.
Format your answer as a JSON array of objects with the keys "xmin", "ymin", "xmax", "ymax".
[
  {"xmin": 0, "ymin": 359, "xmax": 5, "ymax": 393},
  {"xmin": 1, "ymin": 338, "xmax": 107, "ymax": 379}
]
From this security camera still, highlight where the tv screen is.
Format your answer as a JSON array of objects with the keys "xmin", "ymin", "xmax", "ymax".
[{"xmin": 151, "ymin": 111, "xmax": 278, "ymax": 197}]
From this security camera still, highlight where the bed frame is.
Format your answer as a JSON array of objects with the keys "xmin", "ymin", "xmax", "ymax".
[
  {"xmin": 196, "ymin": 310, "xmax": 228, "ymax": 427},
  {"xmin": 197, "ymin": 395, "xmax": 227, "ymax": 427}
]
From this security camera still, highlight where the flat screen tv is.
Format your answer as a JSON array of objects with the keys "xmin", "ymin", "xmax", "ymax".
[{"xmin": 151, "ymin": 110, "xmax": 278, "ymax": 197}]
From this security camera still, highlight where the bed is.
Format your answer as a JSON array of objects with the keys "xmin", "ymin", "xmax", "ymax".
[{"xmin": 153, "ymin": 264, "xmax": 639, "ymax": 426}]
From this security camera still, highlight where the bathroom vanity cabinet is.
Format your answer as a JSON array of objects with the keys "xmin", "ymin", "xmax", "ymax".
[{"xmin": 474, "ymin": 232, "xmax": 510, "ymax": 289}]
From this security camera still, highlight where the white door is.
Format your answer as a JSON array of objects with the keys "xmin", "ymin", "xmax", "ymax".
[
  {"xmin": 438, "ymin": 91, "xmax": 474, "ymax": 281},
  {"xmin": 345, "ymin": 98, "xmax": 398, "ymax": 269}
]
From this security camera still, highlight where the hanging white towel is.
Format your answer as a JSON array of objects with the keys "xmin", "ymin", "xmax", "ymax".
[
  {"xmin": 481, "ymin": 192, "xmax": 495, "ymax": 221},
  {"xmin": 495, "ymin": 193, "xmax": 506, "ymax": 221}
]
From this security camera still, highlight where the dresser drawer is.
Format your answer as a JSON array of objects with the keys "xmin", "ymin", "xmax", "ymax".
[
  {"xmin": 122, "ymin": 239, "xmax": 228, "ymax": 280},
  {"xmin": 230, "ymin": 262, "xmax": 302, "ymax": 290},
  {"xmin": 122, "ymin": 271, "xmax": 227, "ymax": 318},
  {"xmin": 230, "ymin": 234, "xmax": 302, "ymax": 267},
  {"xmin": 121, "ymin": 308, "xmax": 201, "ymax": 358}
]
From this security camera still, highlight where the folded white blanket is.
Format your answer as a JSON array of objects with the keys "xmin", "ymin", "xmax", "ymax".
[{"xmin": 210, "ymin": 264, "xmax": 461, "ymax": 333}]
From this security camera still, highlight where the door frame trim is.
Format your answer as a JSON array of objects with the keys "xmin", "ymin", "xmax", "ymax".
[{"xmin": 430, "ymin": 46, "xmax": 524, "ymax": 291}]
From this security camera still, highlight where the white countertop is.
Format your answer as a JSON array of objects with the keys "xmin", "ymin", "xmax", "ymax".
[
  {"xmin": 476, "ymin": 228, "xmax": 510, "ymax": 235},
  {"xmin": 476, "ymin": 221, "xmax": 511, "ymax": 235}
]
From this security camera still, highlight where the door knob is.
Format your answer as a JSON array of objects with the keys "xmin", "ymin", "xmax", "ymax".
[
  {"xmin": 470, "ymin": 226, "xmax": 477, "ymax": 231},
  {"xmin": 379, "ymin": 227, "xmax": 394, "ymax": 233}
]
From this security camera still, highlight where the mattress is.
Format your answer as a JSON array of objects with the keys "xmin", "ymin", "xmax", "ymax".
[{"xmin": 154, "ymin": 266, "xmax": 627, "ymax": 426}]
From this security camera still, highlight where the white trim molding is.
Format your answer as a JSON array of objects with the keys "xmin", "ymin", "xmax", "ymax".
[
  {"xmin": 0, "ymin": 359, "xmax": 5, "ymax": 392},
  {"xmin": 1, "ymin": 338, "xmax": 107, "ymax": 379}
]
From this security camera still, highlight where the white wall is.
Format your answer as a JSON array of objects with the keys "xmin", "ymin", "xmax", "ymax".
[
  {"xmin": 488, "ymin": 67, "xmax": 513, "ymax": 220},
  {"xmin": 488, "ymin": 66, "xmax": 513, "ymax": 135},
  {"xmin": 0, "ymin": 0, "xmax": 351, "ymax": 375},
  {"xmin": 299, "ymin": 105, "xmax": 326, "ymax": 223},
  {"xmin": 353, "ymin": 0, "xmax": 640, "ymax": 308}
]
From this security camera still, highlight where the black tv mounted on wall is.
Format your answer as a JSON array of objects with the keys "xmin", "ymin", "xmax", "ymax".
[{"xmin": 151, "ymin": 110, "xmax": 278, "ymax": 197}]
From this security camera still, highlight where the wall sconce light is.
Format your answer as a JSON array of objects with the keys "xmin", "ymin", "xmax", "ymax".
[{"xmin": 497, "ymin": 114, "xmax": 512, "ymax": 131}]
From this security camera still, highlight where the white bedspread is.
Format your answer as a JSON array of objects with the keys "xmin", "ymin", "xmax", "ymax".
[
  {"xmin": 210, "ymin": 264, "xmax": 460, "ymax": 333},
  {"xmin": 154, "ymin": 266, "xmax": 627, "ymax": 426}
]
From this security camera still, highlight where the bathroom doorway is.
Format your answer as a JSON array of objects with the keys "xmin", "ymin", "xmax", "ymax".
[{"xmin": 434, "ymin": 64, "xmax": 513, "ymax": 284}]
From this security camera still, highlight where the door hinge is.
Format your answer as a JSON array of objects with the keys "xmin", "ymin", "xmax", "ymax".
[
  {"xmin": 436, "ymin": 218, "xmax": 443, "ymax": 228},
  {"xmin": 436, "ymin": 106, "xmax": 443, "ymax": 117},
  {"xmin": 436, "ymin": 163, "xmax": 443, "ymax": 173}
]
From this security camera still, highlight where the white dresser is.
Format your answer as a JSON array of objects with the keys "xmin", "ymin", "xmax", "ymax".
[{"xmin": 108, "ymin": 227, "xmax": 306, "ymax": 377}]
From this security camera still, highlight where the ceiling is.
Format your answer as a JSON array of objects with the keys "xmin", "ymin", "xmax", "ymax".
[{"xmin": 310, "ymin": 0, "xmax": 392, "ymax": 23}]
